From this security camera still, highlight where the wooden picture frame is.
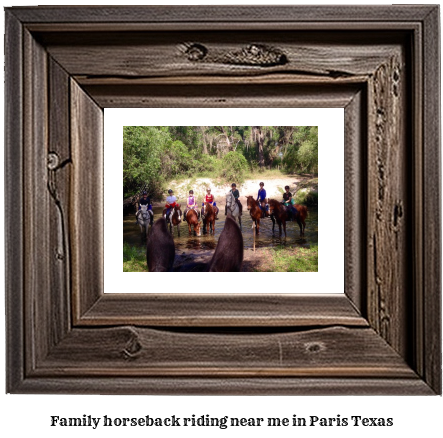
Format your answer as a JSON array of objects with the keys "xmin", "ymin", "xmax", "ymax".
[{"xmin": 5, "ymin": 5, "xmax": 441, "ymax": 394}]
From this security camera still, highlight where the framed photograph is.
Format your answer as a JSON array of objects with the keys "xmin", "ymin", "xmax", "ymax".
[
  {"xmin": 5, "ymin": 5, "xmax": 440, "ymax": 394},
  {"xmin": 109, "ymin": 108, "xmax": 342, "ymax": 292}
]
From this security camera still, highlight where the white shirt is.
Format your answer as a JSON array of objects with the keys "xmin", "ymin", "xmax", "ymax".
[{"xmin": 166, "ymin": 195, "xmax": 177, "ymax": 204}]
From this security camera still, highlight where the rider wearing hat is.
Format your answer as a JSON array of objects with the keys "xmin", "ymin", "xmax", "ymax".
[
  {"xmin": 164, "ymin": 189, "xmax": 177, "ymax": 219},
  {"xmin": 225, "ymin": 183, "xmax": 242, "ymax": 216},
  {"xmin": 135, "ymin": 191, "xmax": 153, "ymax": 225},
  {"xmin": 184, "ymin": 190, "xmax": 199, "ymax": 222},
  {"xmin": 204, "ymin": 187, "xmax": 218, "ymax": 219},
  {"xmin": 257, "ymin": 182, "xmax": 268, "ymax": 217},
  {"xmin": 282, "ymin": 185, "xmax": 298, "ymax": 220}
]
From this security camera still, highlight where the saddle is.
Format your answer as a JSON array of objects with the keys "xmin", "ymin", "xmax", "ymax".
[{"xmin": 186, "ymin": 208, "xmax": 199, "ymax": 219}]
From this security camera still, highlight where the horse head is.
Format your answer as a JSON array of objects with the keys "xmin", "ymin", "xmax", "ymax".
[
  {"xmin": 188, "ymin": 209, "xmax": 201, "ymax": 236},
  {"xmin": 146, "ymin": 218, "xmax": 175, "ymax": 271},
  {"xmin": 245, "ymin": 196, "xmax": 254, "ymax": 210},
  {"xmin": 225, "ymin": 190, "xmax": 233, "ymax": 206},
  {"xmin": 173, "ymin": 204, "xmax": 182, "ymax": 223},
  {"xmin": 268, "ymin": 199, "xmax": 280, "ymax": 216},
  {"xmin": 139, "ymin": 204, "xmax": 150, "ymax": 219},
  {"xmin": 195, "ymin": 220, "xmax": 201, "ymax": 236},
  {"xmin": 147, "ymin": 216, "xmax": 243, "ymax": 272},
  {"xmin": 267, "ymin": 200, "xmax": 275, "ymax": 215}
]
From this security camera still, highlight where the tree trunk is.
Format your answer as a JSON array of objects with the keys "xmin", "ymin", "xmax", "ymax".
[
  {"xmin": 254, "ymin": 126, "xmax": 265, "ymax": 168},
  {"xmin": 199, "ymin": 126, "xmax": 208, "ymax": 154}
]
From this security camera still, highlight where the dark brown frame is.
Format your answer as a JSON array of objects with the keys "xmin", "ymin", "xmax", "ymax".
[{"xmin": 5, "ymin": 6, "xmax": 441, "ymax": 394}]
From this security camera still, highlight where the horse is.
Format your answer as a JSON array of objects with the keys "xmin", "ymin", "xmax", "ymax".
[
  {"xmin": 185, "ymin": 208, "xmax": 201, "ymax": 236},
  {"xmin": 162, "ymin": 204, "xmax": 182, "ymax": 237},
  {"xmin": 225, "ymin": 190, "xmax": 242, "ymax": 231},
  {"xmin": 246, "ymin": 195, "xmax": 266, "ymax": 234},
  {"xmin": 201, "ymin": 202, "xmax": 217, "ymax": 234},
  {"xmin": 136, "ymin": 204, "xmax": 153, "ymax": 241},
  {"xmin": 147, "ymin": 216, "xmax": 243, "ymax": 272},
  {"xmin": 268, "ymin": 199, "xmax": 308, "ymax": 237}
]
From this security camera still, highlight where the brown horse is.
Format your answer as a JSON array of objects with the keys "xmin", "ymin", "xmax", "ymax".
[
  {"xmin": 268, "ymin": 199, "xmax": 307, "ymax": 237},
  {"xmin": 246, "ymin": 196, "xmax": 265, "ymax": 234},
  {"xmin": 186, "ymin": 209, "xmax": 201, "ymax": 236},
  {"xmin": 162, "ymin": 204, "xmax": 182, "ymax": 236},
  {"xmin": 201, "ymin": 202, "xmax": 217, "ymax": 234}
]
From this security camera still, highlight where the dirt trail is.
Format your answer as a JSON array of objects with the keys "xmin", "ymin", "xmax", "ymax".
[{"xmin": 155, "ymin": 174, "xmax": 308, "ymax": 207}]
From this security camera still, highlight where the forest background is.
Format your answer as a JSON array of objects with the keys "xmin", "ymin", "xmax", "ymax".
[{"xmin": 123, "ymin": 125, "xmax": 318, "ymax": 202}]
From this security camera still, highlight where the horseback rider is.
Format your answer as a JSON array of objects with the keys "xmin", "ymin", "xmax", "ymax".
[
  {"xmin": 225, "ymin": 183, "xmax": 242, "ymax": 216},
  {"xmin": 282, "ymin": 185, "xmax": 298, "ymax": 220},
  {"xmin": 256, "ymin": 182, "xmax": 268, "ymax": 217},
  {"xmin": 135, "ymin": 191, "xmax": 153, "ymax": 225},
  {"xmin": 164, "ymin": 189, "xmax": 177, "ymax": 220},
  {"xmin": 204, "ymin": 188, "xmax": 218, "ymax": 219},
  {"xmin": 184, "ymin": 190, "xmax": 199, "ymax": 222}
]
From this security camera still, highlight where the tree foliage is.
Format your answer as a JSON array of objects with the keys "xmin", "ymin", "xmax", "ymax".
[{"xmin": 123, "ymin": 125, "xmax": 318, "ymax": 199}]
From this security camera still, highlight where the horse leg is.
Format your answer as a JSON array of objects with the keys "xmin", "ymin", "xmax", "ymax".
[
  {"xmin": 238, "ymin": 215, "xmax": 242, "ymax": 231},
  {"xmin": 177, "ymin": 224, "xmax": 180, "ymax": 237},
  {"xmin": 256, "ymin": 218, "xmax": 260, "ymax": 234},
  {"xmin": 283, "ymin": 220, "xmax": 287, "ymax": 238},
  {"xmin": 271, "ymin": 215, "xmax": 275, "ymax": 234},
  {"xmin": 296, "ymin": 218, "xmax": 303, "ymax": 236}
]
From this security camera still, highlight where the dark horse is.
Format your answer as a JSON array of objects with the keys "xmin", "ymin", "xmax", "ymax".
[
  {"xmin": 162, "ymin": 204, "xmax": 182, "ymax": 237},
  {"xmin": 186, "ymin": 209, "xmax": 201, "ymax": 236},
  {"xmin": 268, "ymin": 199, "xmax": 308, "ymax": 237},
  {"xmin": 246, "ymin": 195, "xmax": 266, "ymax": 234},
  {"xmin": 201, "ymin": 202, "xmax": 217, "ymax": 234},
  {"xmin": 147, "ymin": 216, "xmax": 243, "ymax": 272}
]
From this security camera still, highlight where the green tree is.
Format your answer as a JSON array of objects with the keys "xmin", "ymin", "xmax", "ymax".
[
  {"xmin": 123, "ymin": 126, "xmax": 170, "ymax": 199},
  {"xmin": 219, "ymin": 151, "xmax": 249, "ymax": 183}
]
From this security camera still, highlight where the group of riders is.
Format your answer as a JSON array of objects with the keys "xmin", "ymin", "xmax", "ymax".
[{"xmin": 135, "ymin": 182, "xmax": 299, "ymax": 225}]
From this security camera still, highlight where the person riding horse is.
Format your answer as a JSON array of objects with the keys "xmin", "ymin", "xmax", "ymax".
[
  {"xmin": 135, "ymin": 191, "xmax": 153, "ymax": 226},
  {"xmin": 164, "ymin": 189, "xmax": 177, "ymax": 221},
  {"xmin": 282, "ymin": 185, "xmax": 298, "ymax": 220},
  {"xmin": 203, "ymin": 188, "xmax": 218, "ymax": 220},
  {"xmin": 256, "ymin": 182, "xmax": 268, "ymax": 218},
  {"xmin": 225, "ymin": 183, "xmax": 242, "ymax": 216},
  {"xmin": 184, "ymin": 190, "xmax": 200, "ymax": 222}
]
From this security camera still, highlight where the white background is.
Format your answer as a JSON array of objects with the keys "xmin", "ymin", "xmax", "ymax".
[
  {"xmin": 106, "ymin": 108, "xmax": 343, "ymax": 293},
  {"xmin": 1, "ymin": 1, "xmax": 442, "ymax": 438}
]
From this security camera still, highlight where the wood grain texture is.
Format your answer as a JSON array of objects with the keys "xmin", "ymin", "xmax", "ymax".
[
  {"xmin": 80, "ymin": 294, "xmax": 367, "ymax": 327},
  {"xmin": 41, "ymin": 32, "xmax": 400, "ymax": 80},
  {"xmin": 4, "ymin": 5, "xmax": 441, "ymax": 394},
  {"xmin": 70, "ymin": 80, "xmax": 104, "ymax": 320},
  {"xmin": 48, "ymin": 58, "xmax": 72, "ymax": 346},
  {"xmin": 12, "ymin": 377, "xmax": 434, "ymax": 396},
  {"xmin": 5, "ymin": 10, "xmax": 24, "ymax": 393},
  {"xmin": 37, "ymin": 326, "xmax": 415, "ymax": 378},
  {"xmin": 81, "ymin": 83, "xmax": 361, "ymax": 109},
  {"xmin": 8, "ymin": 5, "xmax": 436, "ymax": 23},
  {"xmin": 366, "ymin": 51, "xmax": 409, "ymax": 358},
  {"xmin": 23, "ymin": 29, "xmax": 50, "ymax": 372},
  {"xmin": 422, "ymin": 6, "xmax": 442, "ymax": 394},
  {"xmin": 344, "ymin": 90, "xmax": 366, "ymax": 314}
]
